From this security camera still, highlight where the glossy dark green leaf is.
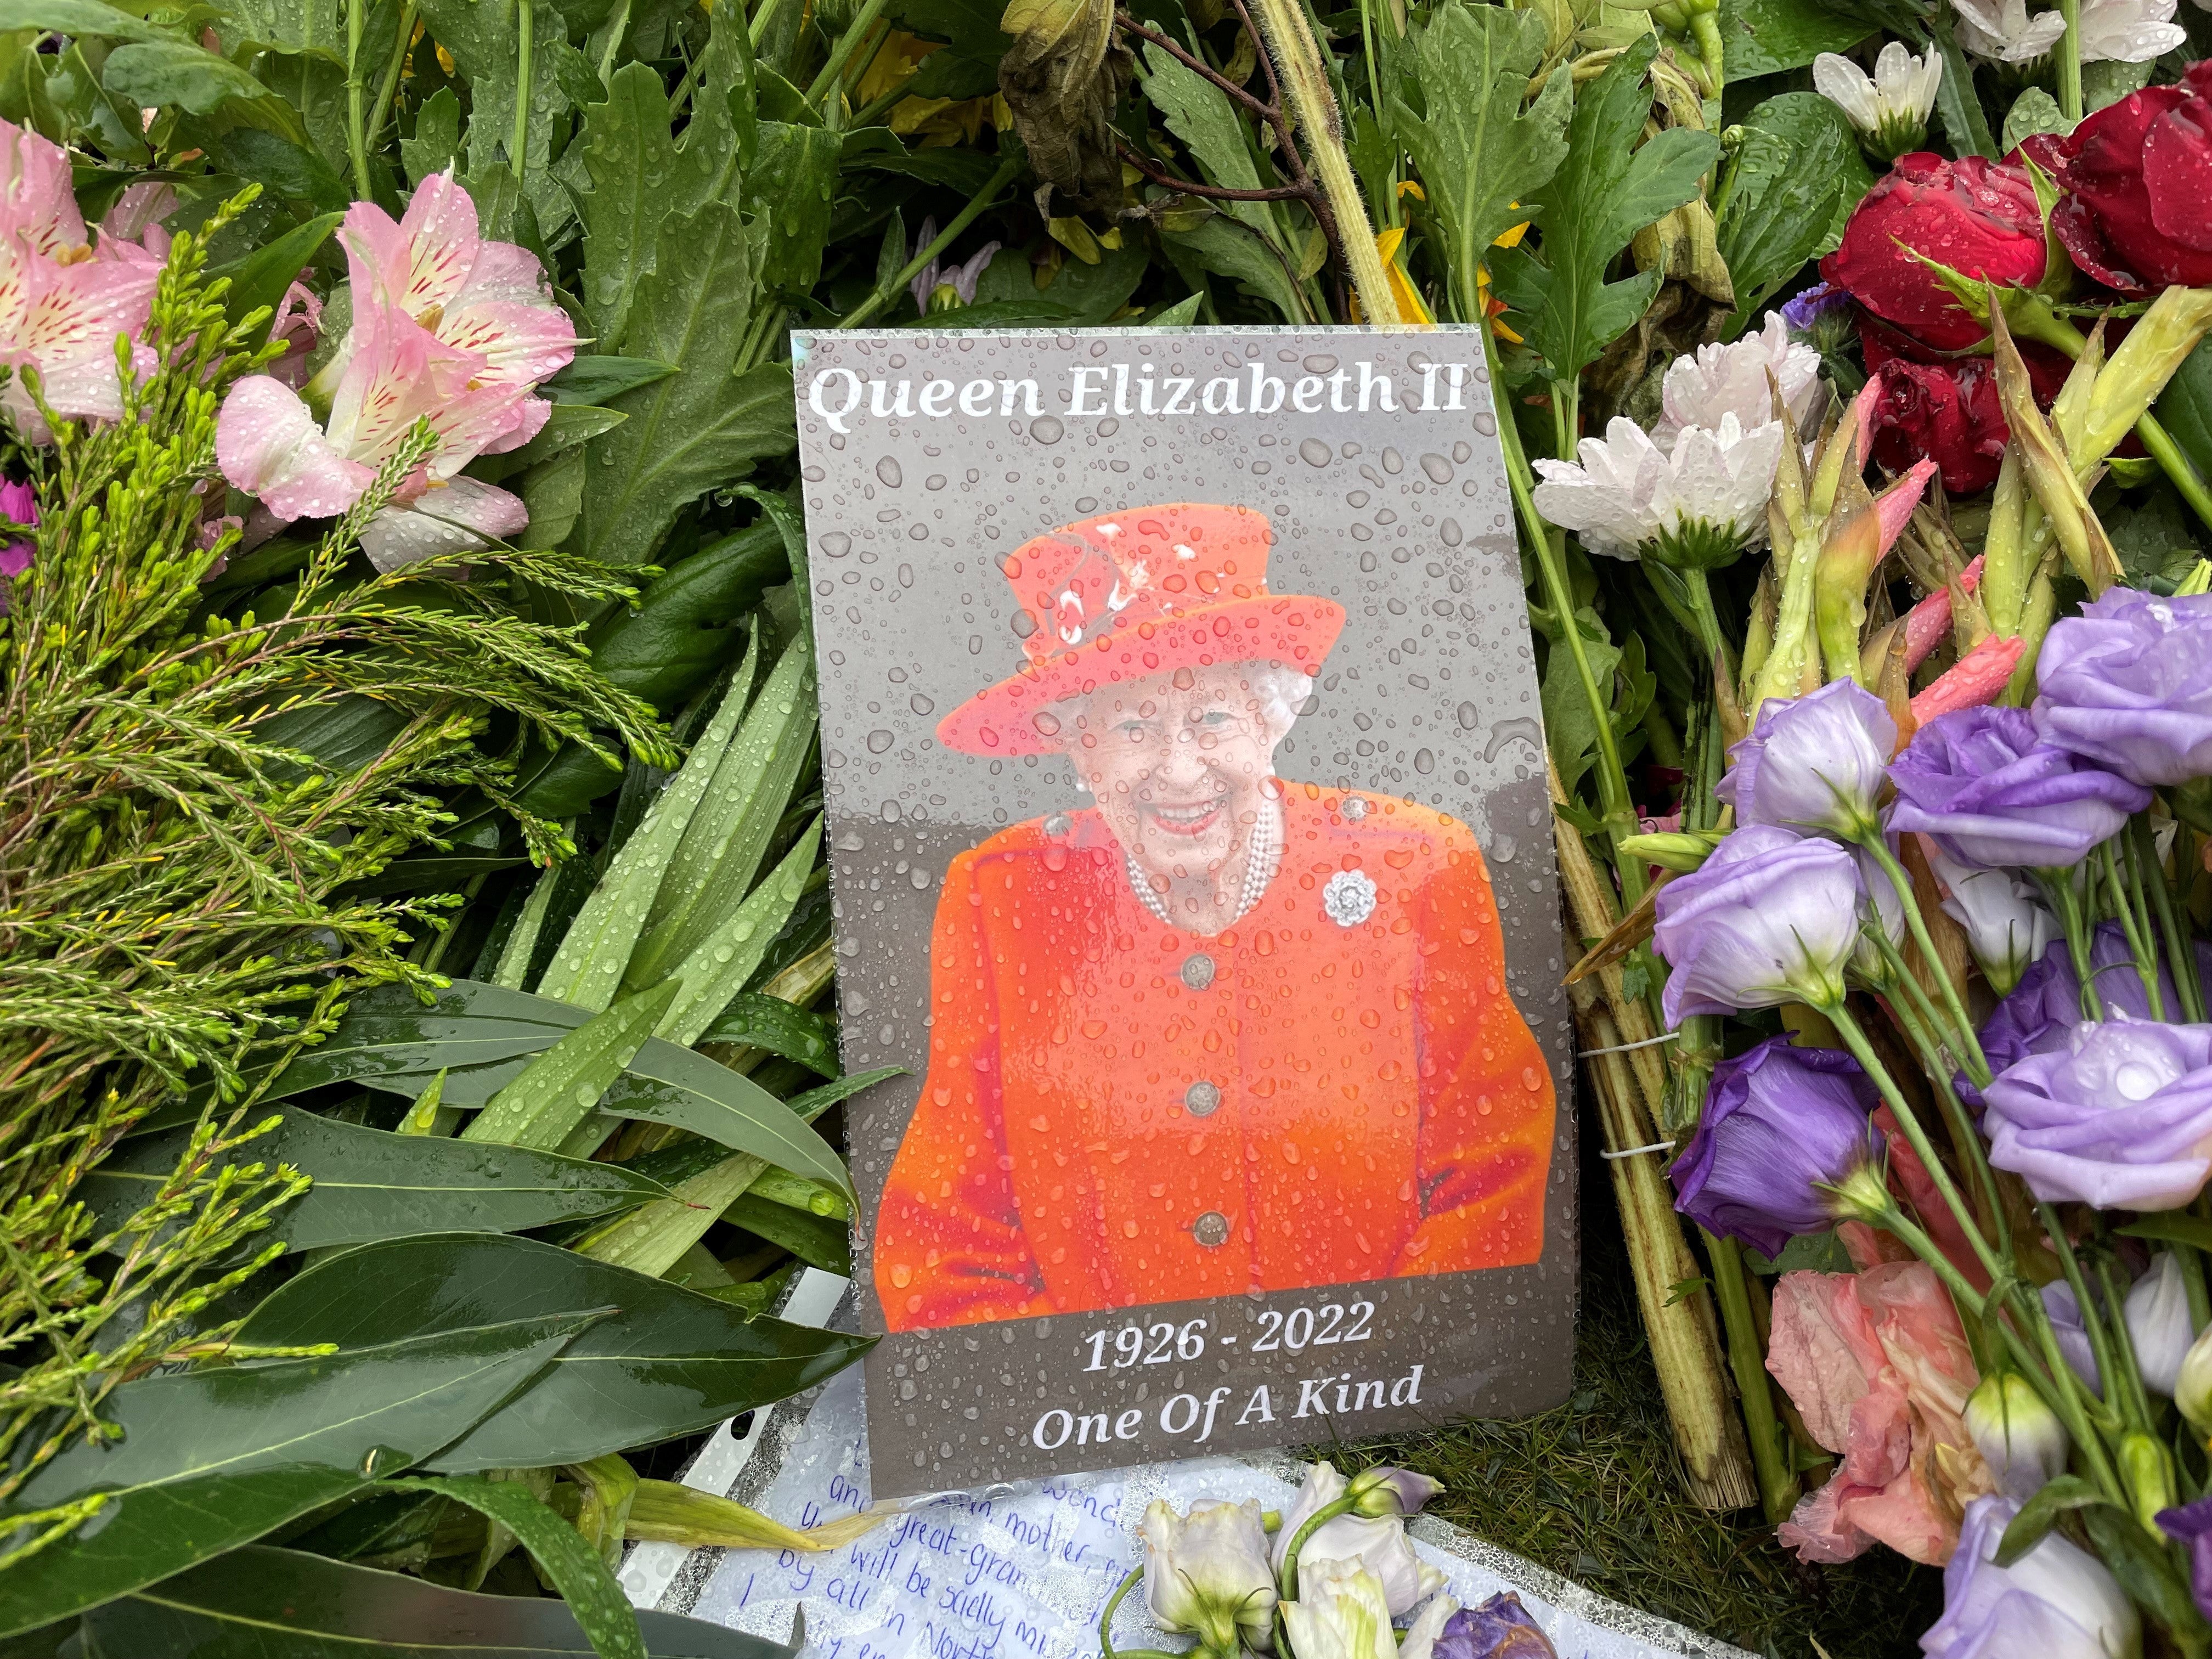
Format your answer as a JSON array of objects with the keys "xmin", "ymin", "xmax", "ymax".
[
  {"xmin": 379, "ymin": 1477, "xmax": 642, "ymax": 1659},
  {"xmin": 0, "ymin": 1316, "xmax": 596, "ymax": 1638},
  {"xmin": 2155, "ymin": 337, "xmax": 2212, "ymax": 489},
  {"xmin": 103, "ymin": 38, "xmax": 272, "ymax": 111},
  {"xmin": 785, "ymin": 1064, "xmax": 901, "ymax": 1119},
  {"xmin": 80, "ymin": 1545, "xmax": 795, "ymax": 1658},
  {"xmin": 1992, "ymin": 1474, "xmax": 2104, "ymax": 1567},
  {"xmin": 545, "ymin": 354, "xmax": 679, "ymax": 406},
  {"xmin": 261, "ymin": 978, "xmax": 590, "ymax": 1107},
  {"xmin": 207, "ymin": 129, "xmax": 348, "ymax": 213},
  {"xmin": 0, "ymin": 0, "xmax": 162, "ymax": 40},
  {"xmin": 2118, "ymin": 1213, "xmax": 2212, "ymax": 1253},
  {"xmin": 513, "ymin": 738, "xmax": 629, "ymax": 818},
  {"xmin": 603, "ymin": 1037, "xmax": 850, "ymax": 1201},
  {"xmin": 1717, "ymin": 93, "xmax": 1872, "ymax": 324},
  {"xmin": 697, "ymin": 992, "xmax": 838, "ymax": 1076},
  {"xmin": 257, "ymin": 695, "xmax": 413, "ymax": 778},
  {"xmin": 236, "ymin": 1233, "xmax": 871, "ymax": 1473},
  {"xmin": 1717, "ymin": 0, "xmax": 1871, "ymax": 78},
  {"xmin": 585, "ymin": 523, "xmax": 787, "ymax": 710},
  {"xmin": 720, "ymin": 1192, "xmax": 850, "ymax": 1273},
  {"xmin": 82, "ymin": 1108, "xmax": 668, "ymax": 1252},
  {"xmin": 749, "ymin": 122, "xmax": 842, "ymax": 295},
  {"xmin": 346, "ymin": 855, "xmax": 531, "ymax": 898}
]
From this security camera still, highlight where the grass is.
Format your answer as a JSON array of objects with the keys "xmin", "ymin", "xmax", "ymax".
[{"xmin": 1336, "ymin": 1152, "xmax": 1941, "ymax": 1659}]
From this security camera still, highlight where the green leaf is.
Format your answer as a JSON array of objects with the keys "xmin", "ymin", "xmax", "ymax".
[
  {"xmin": 209, "ymin": 208, "xmax": 342, "ymax": 346},
  {"xmin": 1390, "ymin": 3, "xmax": 1570, "ymax": 324},
  {"xmin": 1161, "ymin": 214, "xmax": 1308, "ymax": 325},
  {"xmin": 103, "ymin": 38, "xmax": 270, "ymax": 112},
  {"xmin": 412, "ymin": 0, "xmax": 582, "ymax": 242},
  {"xmin": 462, "ymin": 980, "xmax": 679, "ymax": 1152},
  {"xmin": 2155, "ymin": 336, "xmax": 2212, "ymax": 488},
  {"xmin": 257, "ymin": 978, "xmax": 593, "ymax": 1108},
  {"xmin": 600, "ymin": 1037, "xmax": 852, "ymax": 1201},
  {"xmin": 1542, "ymin": 628, "xmax": 1621, "ymax": 798},
  {"xmin": 219, "ymin": 0, "xmax": 340, "ymax": 56},
  {"xmin": 2118, "ymin": 1214, "xmax": 2212, "ymax": 1254},
  {"xmin": 659, "ymin": 821, "xmax": 823, "ymax": 1044},
  {"xmin": 630, "ymin": 635, "xmax": 817, "ymax": 988},
  {"xmin": 698, "ymin": 991, "xmax": 838, "ymax": 1075},
  {"xmin": 1930, "ymin": 8, "xmax": 1997, "ymax": 160},
  {"xmin": 400, "ymin": 83, "xmax": 460, "ymax": 187},
  {"xmin": 1718, "ymin": 0, "xmax": 1871, "ymax": 78},
  {"xmin": 1140, "ymin": 40, "xmax": 1283, "ymax": 260},
  {"xmin": 1496, "ymin": 38, "xmax": 1720, "ymax": 385},
  {"xmin": 748, "ymin": 121, "xmax": 843, "ymax": 297},
  {"xmin": 238, "ymin": 1234, "xmax": 870, "ymax": 1473},
  {"xmin": 667, "ymin": 1, "xmax": 755, "ymax": 205},
  {"xmin": 78, "ymin": 1544, "xmax": 797, "ymax": 1659},
  {"xmin": 538, "ymin": 652, "xmax": 759, "ymax": 1012},
  {"xmin": 1993, "ymin": 1474, "xmax": 2106, "ymax": 1567},
  {"xmin": 572, "ymin": 63, "xmax": 680, "ymax": 353},
  {"xmin": 1717, "ymin": 92, "xmax": 1872, "ymax": 324},
  {"xmin": 848, "ymin": 142, "xmax": 1003, "ymax": 195},
  {"xmin": 574, "ymin": 205, "xmax": 794, "ymax": 569},
  {"xmin": 0, "ymin": 0, "xmax": 161, "ymax": 41},
  {"xmin": 546, "ymin": 353, "xmax": 678, "ymax": 406},
  {"xmin": 2001, "ymin": 87, "xmax": 2073, "ymax": 156},
  {"xmin": 783, "ymin": 1063, "xmax": 901, "ymax": 1119},
  {"xmin": 584, "ymin": 522, "xmax": 787, "ymax": 711},
  {"xmin": 83, "ymin": 1108, "xmax": 667, "ymax": 1251},
  {"xmin": 472, "ymin": 403, "xmax": 627, "ymax": 481},
  {"xmin": 721, "ymin": 1190, "xmax": 850, "ymax": 1273},
  {"xmin": 0, "ymin": 1316, "xmax": 595, "ymax": 1637},
  {"xmin": 2081, "ymin": 1502, "xmax": 2207, "ymax": 1638},
  {"xmin": 378, "ymin": 1477, "xmax": 643, "ymax": 1659}
]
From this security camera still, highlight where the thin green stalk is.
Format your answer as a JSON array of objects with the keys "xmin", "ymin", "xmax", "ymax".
[
  {"xmin": 804, "ymin": 0, "xmax": 894, "ymax": 108},
  {"xmin": 2100, "ymin": 837, "xmax": 2165, "ymax": 1018},
  {"xmin": 365, "ymin": 2, "xmax": 417, "ymax": 154},
  {"xmin": 1679, "ymin": 566, "xmax": 1732, "ymax": 682},
  {"xmin": 851, "ymin": 76, "xmax": 912, "ymax": 128},
  {"xmin": 1823, "ymin": 1000, "xmax": 2003, "ymax": 1283},
  {"xmin": 1703, "ymin": 1227, "xmax": 1799, "ymax": 1523},
  {"xmin": 748, "ymin": 0, "xmax": 783, "ymax": 47},
  {"xmin": 2044, "ymin": 870, "xmax": 2107, "ymax": 1020},
  {"xmin": 2057, "ymin": 0, "xmax": 2083, "ymax": 121},
  {"xmin": 1856, "ymin": 833, "xmax": 1990, "ymax": 1085},
  {"xmin": 511, "ymin": 0, "xmax": 534, "ymax": 184},
  {"xmin": 1875, "ymin": 938, "xmax": 2009, "ymax": 1255},
  {"xmin": 346, "ymin": 0, "xmax": 372, "ymax": 198},
  {"xmin": 2041, "ymin": 1203, "xmax": 2128, "ymax": 1437},
  {"xmin": 839, "ymin": 156, "xmax": 1022, "ymax": 329},
  {"xmin": 2094, "ymin": 1251, "xmax": 2159, "ymax": 1435},
  {"xmin": 2139, "ymin": 814, "xmax": 2206, "ymax": 1022},
  {"xmin": 1279, "ymin": 1496, "xmax": 1358, "ymax": 1600}
]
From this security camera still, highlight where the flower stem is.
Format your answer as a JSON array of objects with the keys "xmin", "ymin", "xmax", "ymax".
[
  {"xmin": 2042, "ymin": 870, "xmax": 2107, "ymax": 1020},
  {"xmin": 2040, "ymin": 1203, "xmax": 2129, "ymax": 1437},
  {"xmin": 1876, "ymin": 945, "xmax": 2010, "ymax": 1256},
  {"xmin": 1680, "ymin": 566, "xmax": 1733, "ymax": 684},
  {"xmin": 805, "ymin": 0, "xmax": 893, "ymax": 107},
  {"xmin": 346, "ymin": 0, "xmax": 372, "ymax": 199},
  {"xmin": 366, "ymin": 2, "xmax": 417, "ymax": 154},
  {"xmin": 2138, "ymin": 813, "xmax": 2205, "ymax": 1023},
  {"xmin": 839, "ymin": 156, "xmax": 1023, "ymax": 330},
  {"xmin": 2057, "ymin": 0, "xmax": 2083, "ymax": 122},
  {"xmin": 2100, "ymin": 837, "xmax": 2165, "ymax": 1019},
  {"xmin": 511, "ymin": 0, "xmax": 534, "ymax": 185},
  {"xmin": 1855, "ymin": 833, "xmax": 1991, "ymax": 1086},
  {"xmin": 1702, "ymin": 1227, "xmax": 1799, "ymax": 1523},
  {"xmin": 1279, "ymin": 1496, "xmax": 1358, "ymax": 1601}
]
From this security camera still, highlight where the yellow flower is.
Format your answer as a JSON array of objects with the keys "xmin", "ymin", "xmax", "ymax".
[{"xmin": 1350, "ymin": 225, "xmax": 1433, "ymax": 327}]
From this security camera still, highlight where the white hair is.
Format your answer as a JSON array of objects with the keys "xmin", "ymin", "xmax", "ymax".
[{"xmin": 1043, "ymin": 658, "xmax": 1313, "ymax": 746}]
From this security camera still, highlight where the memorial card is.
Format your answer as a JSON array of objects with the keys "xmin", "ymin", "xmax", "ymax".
[{"xmin": 791, "ymin": 326, "xmax": 1577, "ymax": 1497}]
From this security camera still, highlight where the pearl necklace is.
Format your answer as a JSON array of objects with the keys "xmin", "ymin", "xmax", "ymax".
[{"xmin": 1125, "ymin": 803, "xmax": 1282, "ymax": 930}]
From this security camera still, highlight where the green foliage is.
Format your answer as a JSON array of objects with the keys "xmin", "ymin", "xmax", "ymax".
[
  {"xmin": 1718, "ymin": 93, "xmax": 1872, "ymax": 327},
  {"xmin": 1716, "ymin": 0, "xmax": 1871, "ymax": 77}
]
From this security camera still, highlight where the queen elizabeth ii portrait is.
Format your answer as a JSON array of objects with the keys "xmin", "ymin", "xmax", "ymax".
[{"xmin": 872, "ymin": 502, "xmax": 1556, "ymax": 1333}]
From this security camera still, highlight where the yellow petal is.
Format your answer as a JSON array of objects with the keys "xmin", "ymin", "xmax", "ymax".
[{"xmin": 1397, "ymin": 179, "xmax": 1426, "ymax": 202}]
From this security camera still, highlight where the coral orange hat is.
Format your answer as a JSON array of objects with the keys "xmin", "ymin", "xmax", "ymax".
[{"xmin": 936, "ymin": 504, "xmax": 1345, "ymax": 757}]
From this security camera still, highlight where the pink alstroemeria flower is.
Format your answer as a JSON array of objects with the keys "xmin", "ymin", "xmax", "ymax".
[
  {"xmin": 0, "ymin": 119, "xmax": 158, "ymax": 440},
  {"xmin": 217, "ymin": 302, "xmax": 532, "ymax": 572}
]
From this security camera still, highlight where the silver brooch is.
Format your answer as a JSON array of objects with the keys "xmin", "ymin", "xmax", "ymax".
[
  {"xmin": 1323, "ymin": 869, "xmax": 1378, "ymax": 927},
  {"xmin": 1341, "ymin": 795, "xmax": 1368, "ymax": 820}
]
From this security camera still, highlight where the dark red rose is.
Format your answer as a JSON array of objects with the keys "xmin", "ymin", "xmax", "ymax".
[
  {"xmin": 2031, "ymin": 60, "xmax": 2212, "ymax": 294},
  {"xmin": 1858, "ymin": 316, "xmax": 2071, "ymax": 495},
  {"xmin": 1820, "ymin": 153, "xmax": 2047, "ymax": 352}
]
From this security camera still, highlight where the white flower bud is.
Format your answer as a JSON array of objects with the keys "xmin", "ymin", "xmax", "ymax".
[
  {"xmin": 2176, "ymin": 1324, "xmax": 2212, "ymax": 1436},
  {"xmin": 1963, "ymin": 1370, "xmax": 2070, "ymax": 1501}
]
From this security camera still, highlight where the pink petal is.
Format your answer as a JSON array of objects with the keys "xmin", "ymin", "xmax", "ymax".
[
  {"xmin": 1766, "ymin": 1271, "xmax": 1889, "ymax": 1454},
  {"xmin": 438, "ymin": 298, "xmax": 575, "ymax": 387},
  {"xmin": 0, "ymin": 117, "xmax": 84, "ymax": 257},
  {"xmin": 389, "ymin": 171, "xmax": 482, "ymax": 317},
  {"xmin": 6, "ymin": 253, "xmax": 160, "ymax": 425},
  {"xmin": 1904, "ymin": 554, "xmax": 1985, "ymax": 672},
  {"xmin": 216, "ymin": 375, "xmax": 374, "ymax": 521},
  {"xmin": 452, "ymin": 240, "xmax": 555, "ymax": 311},
  {"xmin": 1835, "ymin": 1468, "xmax": 1957, "ymax": 1565},
  {"xmin": 339, "ymin": 196, "xmax": 417, "ymax": 314},
  {"xmin": 1850, "ymin": 374, "xmax": 1884, "ymax": 472},
  {"xmin": 1779, "ymin": 1477, "xmax": 1878, "ymax": 1563},
  {"xmin": 476, "ymin": 393, "xmax": 550, "ymax": 456},
  {"xmin": 358, "ymin": 476, "xmax": 527, "ymax": 572},
  {"xmin": 1910, "ymin": 633, "xmax": 2028, "ymax": 721},
  {"xmin": 1874, "ymin": 460, "xmax": 1939, "ymax": 556}
]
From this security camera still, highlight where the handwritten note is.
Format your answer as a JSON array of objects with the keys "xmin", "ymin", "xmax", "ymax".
[{"xmin": 676, "ymin": 1367, "xmax": 1744, "ymax": 1659}]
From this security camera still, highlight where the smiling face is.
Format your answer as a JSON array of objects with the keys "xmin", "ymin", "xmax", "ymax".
[{"xmin": 1058, "ymin": 662, "xmax": 1302, "ymax": 887}]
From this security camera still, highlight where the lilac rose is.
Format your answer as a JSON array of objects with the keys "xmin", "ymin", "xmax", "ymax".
[
  {"xmin": 1887, "ymin": 706, "xmax": 2149, "ymax": 870},
  {"xmin": 1671, "ymin": 1037, "xmax": 1883, "ymax": 1259},
  {"xmin": 1653, "ymin": 826, "xmax": 1867, "ymax": 1024},
  {"xmin": 1717, "ymin": 679, "xmax": 1896, "ymax": 839},
  {"xmin": 2035, "ymin": 587, "xmax": 2212, "ymax": 787},
  {"xmin": 1434, "ymin": 1592, "xmax": 1559, "ymax": 1659},
  {"xmin": 1983, "ymin": 1016, "xmax": 2212, "ymax": 1210},
  {"xmin": 1926, "ymin": 1496, "xmax": 2138, "ymax": 1659}
]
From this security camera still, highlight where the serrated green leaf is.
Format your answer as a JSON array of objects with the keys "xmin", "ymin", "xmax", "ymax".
[
  {"xmin": 1717, "ymin": 92, "xmax": 1871, "ymax": 325},
  {"xmin": 747, "ymin": 121, "xmax": 842, "ymax": 296},
  {"xmin": 413, "ymin": 0, "xmax": 581, "ymax": 243},
  {"xmin": 1139, "ymin": 40, "xmax": 1279, "ymax": 252},
  {"xmin": 537, "ymin": 647, "xmax": 758, "ymax": 1011},
  {"xmin": 0, "ymin": 0, "xmax": 161, "ymax": 40},
  {"xmin": 573, "ymin": 63, "xmax": 680, "ymax": 353},
  {"xmin": 1390, "ymin": 4, "xmax": 1569, "ymax": 324},
  {"xmin": 659, "ymin": 821, "xmax": 821, "ymax": 1044},
  {"xmin": 1717, "ymin": 0, "xmax": 1871, "ymax": 78},
  {"xmin": 1161, "ymin": 214, "xmax": 1307, "ymax": 324},
  {"xmin": 238, "ymin": 1234, "xmax": 869, "ymax": 1471},
  {"xmin": 78, "ymin": 1545, "xmax": 796, "ymax": 1659},
  {"xmin": 1494, "ymin": 38, "xmax": 1720, "ymax": 385},
  {"xmin": 667, "ymin": 0, "xmax": 754, "ymax": 201},
  {"xmin": 2155, "ymin": 337, "xmax": 2212, "ymax": 489},
  {"xmin": 218, "ymin": 0, "xmax": 338, "ymax": 56},
  {"xmin": 0, "ymin": 1317, "xmax": 595, "ymax": 1638},
  {"xmin": 83, "ymin": 1107, "xmax": 667, "ymax": 1250},
  {"xmin": 400, "ymin": 84, "xmax": 460, "ymax": 187},
  {"xmin": 462, "ymin": 979, "xmax": 679, "ymax": 1151},
  {"xmin": 629, "ymin": 634, "xmax": 815, "ymax": 988}
]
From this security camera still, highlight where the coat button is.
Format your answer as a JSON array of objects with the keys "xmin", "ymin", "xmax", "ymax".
[
  {"xmin": 1341, "ymin": 795, "xmax": 1369, "ymax": 820},
  {"xmin": 1181, "ymin": 952, "xmax": 1216, "ymax": 990},
  {"xmin": 1193, "ymin": 1211, "xmax": 1230, "ymax": 1247},
  {"xmin": 1185, "ymin": 1080, "xmax": 1222, "ymax": 1116}
]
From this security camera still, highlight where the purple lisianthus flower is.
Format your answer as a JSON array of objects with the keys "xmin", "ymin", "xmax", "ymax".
[
  {"xmin": 1717, "ymin": 679, "xmax": 1897, "ymax": 839},
  {"xmin": 1434, "ymin": 1592, "xmax": 1559, "ymax": 1659},
  {"xmin": 2034, "ymin": 587, "xmax": 2212, "ymax": 787},
  {"xmin": 2039, "ymin": 1280, "xmax": 2101, "ymax": 1393},
  {"xmin": 1926, "ymin": 1496, "xmax": 2139, "ymax": 1659},
  {"xmin": 1781, "ymin": 281, "xmax": 1849, "ymax": 330},
  {"xmin": 2159, "ymin": 1496, "xmax": 2212, "ymax": 1625},
  {"xmin": 1653, "ymin": 826, "xmax": 1866, "ymax": 1024},
  {"xmin": 1983, "ymin": 1016, "xmax": 2212, "ymax": 1210},
  {"xmin": 1887, "ymin": 706, "xmax": 2149, "ymax": 870},
  {"xmin": 1671, "ymin": 1037, "xmax": 1883, "ymax": 1258},
  {"xmin": 1346, "ymin": 1464, "xmax": 1444, "ymax": 1518},
  {"xmin": 1972, "ymin": 922, "xmax": 2212, "ymax": 1101}
]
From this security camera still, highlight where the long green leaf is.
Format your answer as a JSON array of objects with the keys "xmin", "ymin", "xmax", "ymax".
[
  {"xmin": 585, "ymin": 524, "xmax": 786, "ymax": 712},
  {"xmin": 601, "ymin": 1036, "xmax": 851, "ymax": 1200},
  {"xmin": 537, "ymin": 642, "xmax": 759, "ymax": 1012},
  {"xmin": 461, "ymin": 980, "xmax": 678, "ymax": 1151},
  {"xmin": 698, "ymin": 992, "xmax": 839, "ymax": 1075},
  {"xmin": 660, "ymin": 821, "xmax": 822, "ymax": 1044},
  {"xmin": 78, "ymin": 1545, "xmax": 795, "ymax": 1659},
  {"xmin": 210, "ymin": 210, "xmax": 342, "ymax": 348},
  {"xmin": 380, "ymin": 1477, "xmax": 644, "ymax": 1659},
  {"xmin": 237, "ymin": 1234, "xmax": 870, "ymax": 1472},
  {"xmin": 1716, "ymin": 93, "xmax": 1872, "ymax": 326},
  {"xmin": 0, "ymin": 0, "xmax": 163, "ymax": 40},
  {"xmin": 630, "ymin": 633, "xmax": 816, "ymax": 986},
  {"xmin": 83, "ymin": 1108, "xmax": 667, "ymax": 1251},
  {"xmin": 577, "ymin": 1150, "xmax": 768, "ymax": 1278},
  {"xmin": 0, "ymin": 1316, "xmax": 597, "ymax": 1637},
  {"xmin": 258, "ymin": 979, "xmax": 592, "ymax": 1107}
]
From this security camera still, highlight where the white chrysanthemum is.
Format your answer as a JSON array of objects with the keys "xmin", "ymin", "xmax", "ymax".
[
  {"xmin": 1652, "ymin": 313, "xmax": 1825, "ymax": 453},
  {"xmin": 2078, "ymin": 0, "xmax": 2186, "ymax": 62},
  {"xmin": 1532, "ymin": 415, "xmax": 1784, "ymax": 569},
  {"xmin": 1953, "ymin": 0, "xmax": 2068, "ymax": 61},
  {"xmin": 1813, "ymin": 43, "xmax": 1943, "ymax": 158}
]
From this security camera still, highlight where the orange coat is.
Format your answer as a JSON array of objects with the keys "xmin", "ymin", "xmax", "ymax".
[{"xmin": 872, "ymin": 785, "xmax": 1556, "ymax": 1331}]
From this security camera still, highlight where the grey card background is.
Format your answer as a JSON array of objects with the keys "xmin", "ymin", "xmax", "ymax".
[{"xmin": 791, "ymin": 325, "xmax": 1577, "ymax": 1499}]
